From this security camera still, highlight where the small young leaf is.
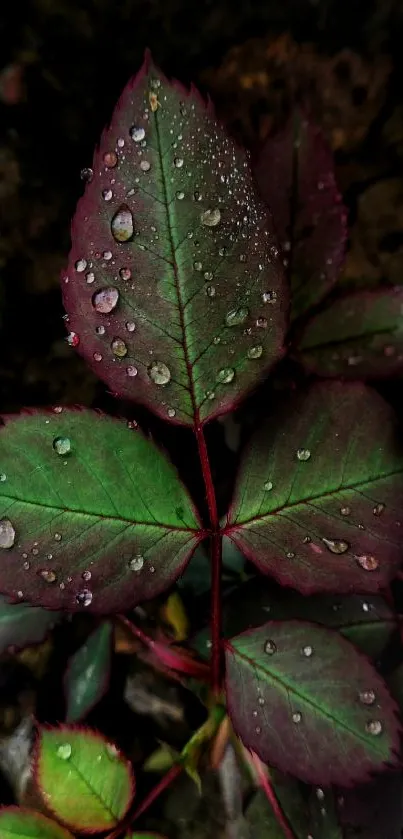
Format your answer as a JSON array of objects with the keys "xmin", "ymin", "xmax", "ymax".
[
  {"xmin": 63, "ymin": 52, "xmax": 288, "ymax": 427},
  {"xmin": 295, "ymin": 288, "xmax": 403, "ymax": 378},
  {"xmin": 0, "ymin": 809, "xmax": 74, "ymax": 839},
  {"xmin": 225, "ymin": 621, "xmax": 400, "ymax": 785},
  {"xmin": 0, "ymin": 594, "xmax": 61, "ymax": 655},
  {"xmin": 226, "ymin": 382, "xmax": 403, "ymax": 594},
  {"xmin": 35, "ymin": 726, "xmax": 134, "ymax": 832},
  {"xmin": 64, "ymin": 621, "xmax": 113, "ymax": 722},
  {"xmin": 254, "ymin": 110, "xmax": 347, "ymax": 320},
  {"xmin": 245, "ymin": 776, "xmax": 309, "ymax": 838},
  {"xmin": 0, "ymin": 409, "xmax": 201, "ymax": 612}
]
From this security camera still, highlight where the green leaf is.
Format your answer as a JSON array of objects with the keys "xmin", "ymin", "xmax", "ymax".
[
  {"xmin": 35, "ymin": 726, "xmax": 134, "ymax": 832},
  {"xmin": 245, "ymin": 776, "xmax": 309, "ymax": 838},
  {"xmin": 295, "ymin": 288, "xmax": 403, "ymax": 378},
  {"xmin": 226, "ymin": 382, "xmax": 403, "ymax": 594},
  {"xmin": 63, "ymin": 52, "xmax": 288, "ymax": 427},
  {"xmin": 0, "ymin": 594, "xmax": 61, "ymax": 654},
  {"xmin": 0, "ymin": 809, "xmax": 74, "ymax": 839},
  {"xmin": 64, "ymin": 621, "xmax": 113, "ymax": 722},
  {"xmin": 0, "ymin": 409, "xmax": 201, "ymax": 612},
  {"xmin": 225, "ymin": 620, "xmax": 401, "ymax": 785}
]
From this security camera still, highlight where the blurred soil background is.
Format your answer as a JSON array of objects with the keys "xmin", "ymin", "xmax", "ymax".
[{"xmin": 2, "ymin": 1, "xmax": 403, "ymax": 836}]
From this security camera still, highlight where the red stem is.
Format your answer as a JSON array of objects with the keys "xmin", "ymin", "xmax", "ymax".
[
  {"xmin": 107, "ymin": 765, "xmax": 182, "ymax": 838},
  {"xmin": 118, "ymin": 615, "xmax": 210, "ymax": 681},
  {"xmin": 194, "ymin": 423, "xmax": 222, "ymax": 695},
  {"xmin": 250, "ymin": 751, "xmax": 298, "ymax": 839}
]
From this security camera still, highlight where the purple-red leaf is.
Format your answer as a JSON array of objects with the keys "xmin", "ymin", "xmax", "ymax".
[
  {"xmin": 226, "ymin": 382, "xmax": 403, "ymax": 594},
  {"xmin": 254, "ymin": 110, "xmax": 347, "ymax": 320},
  {"xmin": 62, "ymin": 52, "xmax": 288, "ymax": 426},
  {"xmin": 225, "ymin": 620, "xmax": 401, "ymax": 785},
  {"xmin": 295, "ymin": 287, "xmax": 403, "ymax": 378},
  {"xmin": 0, "ymin": 594, "xmax": 61, "ymax": 654}
]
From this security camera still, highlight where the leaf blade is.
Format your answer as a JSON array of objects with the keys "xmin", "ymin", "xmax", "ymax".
[
  {"xmin": 0, "ymin": 594, "xmax": 61, "ymax": 654},
  {"xmin": 225, "ymin": 620, "xmax": 401, "ymax": 785},
  {"xmin": 64, "ymin": 621, "xmax": 113, "ymax": 722},
  {"xmin": 0, "ymin": 409, "xmax": 201, "ymax": 612},
  {"xmin": 63, "ymin": 54, "xmax": 288, "ymax": 426},
  {"xmin": 227, "ymin": 382, "xmax": 403, "ymax": 594},
  {"xmin": 0, "ymin": 809, "xmax": 74, "ymax": 839}
]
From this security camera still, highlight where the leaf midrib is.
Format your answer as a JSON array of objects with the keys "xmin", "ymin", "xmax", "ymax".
[{"xmin": 227, "ymin": 642, "xmax": 388, "ymax": 756}]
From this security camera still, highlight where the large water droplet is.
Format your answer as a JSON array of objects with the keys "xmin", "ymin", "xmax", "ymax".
[
  {"xmin": 111, "ymin": 337, "xmax": 128, "ymax": 358},
  {"xmin": 148, "ymin": 361, "xmax": 171, "ymax": 385},
  {"xmin": 111, "ymin": 206, "xmax": 134, "ymax": 243},
  {"xmin": 128, "ymin": 554, "xmax": 144, "ymax": 571},
  {"xmin": 264, "ymin": 639, "xmax": 277, "ymax": 655},
  {"xmin": 247, "ymin": 345, "xmax": 263, "ymax": 359},
  {"xmin": 67, "ymin": 331, "xmax": 80, "ymax": 347},
  {"xmin": 53, "ymin": 436, "xmax": 71, "ymax": 456},
  {"xmin": 359, "ymin": 689, "xmax": 376, "ymax": 705},
  {"xmin": 140, "ymin": 160, "xmax": 151, "ymax": 172},
  {"xmin": 225, "ymin": 307, "xmax": 249, "ymax": 327},
  {"xmin": 103, "ymin": 151, "xmax": 117, "ymax": 168},
  {"xmin": 76, "ymin": 589, "xmax": 93, "ymax": 607},
  {"xmin": 75, "ymin": 258, "xmax": 87, "ymax": 273},
  {"xmin": 217, "ymin": 367, "xmax": 235, "ymax": 384},
  {"xmin": 39, "ymin": 569, "xmax": 57, "ymax": 583},
  {"xmin": 356, "ymin": 554, "xmax": 379, "ymax": 571},
  {"xmin": 57, "ymin": 743, "xmax": 72, "ymax": 760},
  {"xmin": 130, "ymin": 126, "xmax": 145, "ymax": 142},
  {"xmin": 0, "ymin": 519, "xmax": 15, "ymax": 549},
  {"xmin": 92, "ymin": 287, "xmax": 119, "ymax": 314},
  {"xmin": 322, "ymin": 537, "xmax": 349, "ymax": 555},
  {"xmin": 365, "ymin": 719, "xmax": 382, "ymax": 736},
  {"xmin": 297, "ymin": 448, "xmax": 311, "ymax": 462},
  {"xmin": 200, "ymin": 208, "xmax": 221, "ymax": 227}
]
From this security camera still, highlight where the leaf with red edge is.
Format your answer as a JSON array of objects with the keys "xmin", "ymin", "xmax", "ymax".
[
  {"xmin": 35, "ymin": 726, "xmax": 134, "ymax": 832},
  {"xmin": 0, "ymin": 409, "xmax": 201, "ymax": 612},
  {"xmin": 0, "ymin": 594, "xmax": 61, "ymax": 655},
  {"xmin": 226, "ymin": 382, "xmax": 403, "ymax": 594},
  {"xmin": 295, "ymin": 287, "xmax": 403, "ymax": 378},
  {"xmin": 0, "ymin": 809, "xmax": 74, "ymax": 839},
  {"xmin": 62, "ymin": 52, "xmax": 287, "ymax": 427},
  {"xmin": 64, "ymin": 621, "xmax": 113, "ymax": 722},
  {"xmin": 254, "ymin": 109, "xmax": 347, "ymax": 320},
  {"xmin": 225, "ymin": 620, "xmax": 401, "ymax": 785}
]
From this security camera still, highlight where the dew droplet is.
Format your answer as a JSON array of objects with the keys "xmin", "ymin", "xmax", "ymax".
[
  {"xmin": 247, "ymin": 345, "xmax": 263, "ymax": 359},
  {"xmin": 264, "ymin": 639, "xmax": 277, "ymax": 655},
  {"xmin": 103, "ymin": 151, "xmax": 117, "ymax": 168},
  {"xmin": 204, "ymin": 271, "xmax": 213, "ymax": 281},
  {"xmin": 128, "ymin": 554, "xmax": 144, "ymax": 571},
  {"xmin": 225, "ymin": 307, "xmax": 249, "ymax": 327},
  {"xmin": 255, "ymin": 726, "xmax": 261, "ymax": 734},
  {"xmin": 297, "ymin": 448, "xmax": 311, "ymax": 462},
  {"xmin": 75, "ymin": 258, "xmax": 87, "ymax": 273},
  {"xmin": 217, "ymin": 367, "xmax": 235, "ymax": 384},
  {"xmin": 94, "ymin": 352, "xmax": 102, "ymax": 362},
  {"xmin": 263, "ymin": 480, "xmax": 273, "ymax": 491},
  {"xmin": 92, "ymin": 287, "xmax": 119, "ymax": 314},
  {"xmin": 96, "ymin": 325, "xmax": 106, "ymax": 336},
  {"xmin": 111, "ymin": 337, "xmax": 128, "ymax": 358},
  {"xmin": 148, "ymin": 361, "xmax": 171, "ymax": 385},
  {"xmin": 54, "ymin": 533, "xmax": 62, "ymax": 542},
  {"xmin": 194, "ymin": 261, "xmax": 203, "ymax": 272},
  {"xmin": 130, "ymin": 126, "xmax": 145, "ymax": 142},
  {"xmin": 206, "ymin": 285, "xmax": 216, "ymax": 297},
  {"xmin": 322, "ymin": 537, "xmax": 350, "ymax": 555},
  {"xmin": 102, "ymin": 189, "xmax": 113, "ymax": 201},
  {"xmin": 174, "ymin": 157, "xmax": 184, "ymax": 168},
  {"xmin": 256, "ymin": 316, "xmax": 267, "ymax": 328},
  {"xmin": 120, "ymin": 267, "xmax": 131, "ymax": 280},
  {"xmin": 82, "ymin": 570, "xmax": 92, "ymax": 582},
  {"xmin": 57, "ymin": 743, "xmax": 72, "ymax": 760},
  {"xmin": 176, "ymin": 191, "xmax": 185, "ymax": 200},
  {"xmin": 0, "ymin": 519, "xmax": 15, "ymax": 549},
  {"xmin": 286, "ymin": 551, "xmax": 295, "ymax": 559},
  {"xmin": 167, "ymin": 407, "xmax": 176, "ymax": 418},
  {"xmin": 140, "ymin": 160, "xmax": 151, "ymax": 172},
  {"xmin": 39, "ymin": 569, "xmax": 57, "ymax": 583},
  {"xmin": 292, "ymin": 712, "xmax": 302, "ymax": 724},
  {"xmin": 373, "ymin": 503, "xmax": 385, "ymax": 516},
  {"xmin": 262, "ymin": 291, "xmax": 277, "ymax": 304},
  {"xmin": 302, "ymin": 645, "xmax": 313, "ymax": 657},
  {"xmin": 67, "ymin": 331, "xmax": 80, "ymax": 347},
  {"xmin": 111, "ymin": 206, "xmax": 134, "ymax": 243},
  {"xmin": 356, "ymin": 554, "xmax": 379, "ymax": 571},
  {"xmin": 365, "ymin": 719, "xmax": 382, "ymax": 736},
  {"xmin": 340, "ymin": 506, "xmax": 351, "ymax": 516},
  {"xmin": 0, "ymin": 473, "xmax": 7, "ymax": 482},
  {"xmin": 86, "ymin": 271, "xmax": 95, "ymax": 284},
  {"xmin": 359, "ymin": 689, "xmax": 376, "ymax": 705},
  {"xmin": 53, "ymin": 436, "xmax": 71, "ymax": 456},
  {"xmin": 76, "ymin": 589, "xmax": 93, "ymax": 607},
  {"xmin": 126, "ymin": 365, "xmax": 138, "ymax": 377},
  {"xmin": 316, "ymin": 788, "xmax": 325, "ymax": 801},
  {"xmin": 258, "ymin": 696, "xmax": 265, "ymax": 706},
  {"xmin": 200, "ymin": 208, "xmax": 221, "ymax": 227},
  {"xmin": 103, "ymin": 250, "xmax": 112, "ymax": 261},
  {"xmin": 80, "ymin": 167, "xmax": 93, "ymax": 183}
]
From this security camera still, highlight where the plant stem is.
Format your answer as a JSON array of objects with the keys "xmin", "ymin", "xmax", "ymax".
[
  {"xmin": 194, "ymin": 423, "xmax": 222, "ymax": 695},
  {"xmin": 107, "ymin": 764, "xmax": 182, "ymax": 839},
  {"xmin": 249, "ymin": 751, "xmax": 298, "ymax": 839},
  {"xmin": 118, "ymin": 615, "xmax": 210, "ymax": 681}
]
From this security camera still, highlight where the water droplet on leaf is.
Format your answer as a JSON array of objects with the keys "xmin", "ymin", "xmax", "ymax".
[
  {"xmin": 92, "ymin": 287, "xmax": 119, "ymax": 314},
  {"xmin": 0, "ymin": 519, "xmax": 15, "ymax": 549},
  {"xmin": 76, "ymin": 589, "xmax": 93, "ymax": 607},
  {"xmin": 292, "ymin": 712, "xmax": 302, "ymax": 723},
  {"xmin": 217, "ymin": 367, "xmax": 235, "ymax": 384},
  {"xmin": 200, "ymin": 208, "xmax": 221, "ymax": 227},
  {"xmin": 356, "ymin": 554, "xmax": 379, "ymax": 571},
  {"xmin": 359, "ymin": 689, "xmax": 376, "ymax": 705},
  {"xmin": 128, "ymin": 554, "xmax": 144, "ymax": 571},
  {"xmin": 340, "ymin": 506, "xmax": 351, "ymax": 516},
  {"xmin": 302, "ymin": 645, "xmax": 313, "ymax": 657},
  {"xmin": 373, "ymin": 503, "xmax": 385, "ymax": 516},
  {"xmin": 365, "ymin": 719, "xmax": 382, "ymax": 736},
  {"xmin": 263, "ymin": 480, "xmax": 273, "ymax": 491},
  {"xmin": 75, "ymin": 258, "xmax": 87, "ymax": 273},
  {"xmin": 174, "ymin": 157, "xmax": 184, "ymax": 168},
  {"xmin": 0, "ymin": 473, "xmax": 7, "ymax": 482},
  {"xmin": 247, "ymin": 345, "xmax": 263, "ymax": 359},
  {"xmin": 120, "ymin": 267, "xmax": 131, "ymax": 280},
  {"xmin": 316, "ymin": 788, "xmax": 325, "ymax": 801},
  {"xmin": 130, "ymin": 126, "xmax": 145, "ymax": 142},
  {"xmin": 322, "ymin": 537, "xmax": 349, "ymax": 555},
  {"xmin": 225, "ymin": 307, "xmax": 249, "ymax": 327},
  {"xmin": 140, "ymin": 160, "xmax": 151, "ymax": 172},
  {"xmin": 111, "ymin": 205, "xmax": 134, "ymax": 243},
  {"xmin": 111, "ymin": 337, "xmax": 128, "ymax": 358},
  {"xmin": 148, "ymin": 361, "xmax": 171, "ymax": 385},
  {"xmin": 297, "ymin": 448, "xmax": 311, "ymax": 462},
  {"xmin": 80, "ymin": 167, "xmax": 93, "ymax": 183},
  {"xmin": 39, "ymin": 569, "xmax": 57, "ymax": 583},
  {"xmin": 256, "ymin": 316, "xmax": 267, "ymax": 328},
  {"xmin": 262, "ymin": 291, "xmax": 277, "ymax": 304},
  {"xmin": 102, "ymin": 189, "xmax": 113, "ymax": 201},
  {"xmin": 264, "ymin": 639, "xmax": 277, "ymax": 655},
  {"xmin": 53, "ymin": 437, "xmax": 71, "ymax": 456},
  {"xmin": 57, "ymin": 744, "xmax": 72, "ymax": 760},
  {"xmin": 126, "ymin": 366, "xmax": 138, "ymax": 377},
  {"xmin": 103, "ymin": 151, "xmax": 117, "ymax": 168},
  {"xmin": 67, "ymin": 331, "xmax": 80, "ymax": 347}
]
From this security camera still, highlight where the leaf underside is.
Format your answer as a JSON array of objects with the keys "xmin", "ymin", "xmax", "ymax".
[
  {"xmin": 254, "ymin": 109, "xmax": 346, "ymax": 320},
  {"xmin": 227, "ymin": 382, "xmax": 403, "ymax": 594},
  {"xmin": 295, "ymin": 288, "xmax": 403, "ymax": 378},
  {"xmin": 0, "ymin": 809, "xmax": 74, "ymax": 839},
  {"xmin": 0, "ymin": 409, "xmax": 201, "ymax": 612},
  {"xmin": 63, "ymin": 52, "xmax": 287, "ymax": 426},
  {"xmin": 64, "ymin": 621, "xmax": 113, "ymax": 722},
  {"xmin": 35, "ymin": 726, "xmax": 134, "ymax": 832},
  {"xmin": 225, "ymin": 620, "xmax": 401, "ymax": 785},
  {"xmin": 0, "ymin": 594, "xmax": 62, "ymax": 655}
]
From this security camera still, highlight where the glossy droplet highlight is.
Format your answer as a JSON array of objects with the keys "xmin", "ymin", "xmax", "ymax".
[
  {"xmin": 264, "ymin": 640, "xmax": 277, "ymax": 655},
  {"xmin": 53, "ymin": 437, "xmax": 71, "ymax": 456},
  {"xmin": 128, "ymin": 554, "xmax": 144, "ymax": 571},
  {"xmin": 302, "ymin": 645, "xmax": 313, "ymax": 657},
  {"xmin": 130, "ymin": 126, "xmax": 145, "ymax": 142},
  {"xmin": 292, "ymin": 712, "xmax": 302, "ymax": 724},
  {"xmin": 126, "ymin": 365, "xmax": 138, "ymax": 377},
  {"xmin": 92, "ymin": 287, "xmax": 119, "ymax": 314},
  {"xmin": 75, "ymin": 258, "xmax": 87, "ymax": 273},
  {"xmin": 247, "ymin": 345, "xmax": 263, "ymax": 359},
  {"xmin": 174, "ymin": 157, "xmax": 184, "ymax": 168},
  {"xmin": 120, "ymin": 267, "xmax": 131, "ymax": 280},
  {"xmin": 225, "ymin": 307, "xmax": 249, "ymax": 327},
  {"xmin": 366, "ymin": 719, "xmax": 382, "ymax": 736},
  {"xmin": 322, "ymin": 537, "xmax": 350, "ymax": 555},
  {"xmin": 76, "ymin": 589, "xmax": 93, "ymax": 607},
  {"xmin": 140, "ymin": 160, "xmax": 151, "ymax": 172},
  {"xmin": 111, "ymin": 205, "xmax": 134, "ymax": 243},
  {"xmin": 0, "ymin": 519, "xmax": 15, "ymax": 549},
  {"xmin": 57, "ymin": 744, "xmax": 72, "ymax": 760},
  {"xmin": 111, "ymin": 337, "xmax": 128, "ymax": 358},
  {"xmin": 148, "ymin": 361, "xmax": 171, "ymax": 385},
  {"xmin": 200, "ymin": 208, "xmax": 221, "ymax": 227},
  {"xmin": 356, "ymin": 554, "xmax": 379, "ymax": 571},
  {"xmin": 217, "ymin": 367, "xmax": 235, "ymax": 384},
  {"xmin": 263, "ymin": 480, "xmax": 273, "ymax": 491},
  {"xmin": 297, "ymin": 448, "xmax": 311, "ymax": 462},
  {"xmin": 359, "ymin": 689, "xmax": 376, "ymax": 705}
]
